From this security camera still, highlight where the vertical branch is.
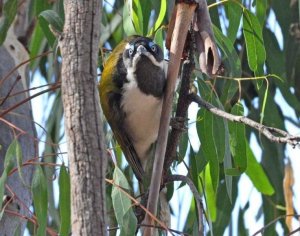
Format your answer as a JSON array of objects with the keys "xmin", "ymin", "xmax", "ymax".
[
  {"xmin": 144, "ymin": 2, "xmax": 197, "ymax": 235},
  {"xmin": 164, "ymin": 32, "xmax": 195, "ymax": 171},
  {"xmin": 60, "ymin": 0, "xmax": 107, "ymax": 235}
]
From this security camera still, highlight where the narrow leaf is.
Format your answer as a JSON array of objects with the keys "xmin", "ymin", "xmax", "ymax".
[
  {"xmin": 4, "ymin": 139, "xmax": 19, "ymax": 171},
  {"xmin": 0, "ymin": 171, "xmax": 8, "ymax": 220},
  {"xmin": 224, "ymin": 0, "xmax": 243, "ymax": 43},
  {"xmin": 38, "ymin": 16, "xmax": 56, "ymax": 48},
  {"xmin": 131, "ymin": 0, "xmax": 143, "ymax": 34},
  {"xmin": 228, "ymin": 103, "xmax": 247, "ymax": 173},
  {"xmin": 59, "ymin": 165, "xmax": 71, "ymax": 236},
  {"xmin": 39, "ymin": 10, "xmax": 64, "ymax": 33},
  {"xmin": 15, "ymin": 140, "xmax": 25, "ymax": 185},
  {"xmin": 111, "ymin": 166, "xmax": 136, "ymax": 233},
  {"xmin": 245, "ymin": 143, "xmax": 274, "ymax": 195},
  {"xmin": 32, "ymin": 166, "xmax": 48, "ymax": 236},
  {"xmin": 123, "ymin": 1, "xmax": 137, "ymax": 36},
  {"xmin": 242, "ymin": 9, "xmax": 266, "ymax": 74},
  {"xmin": 29, "ymin": 23, "xmax": 47, "ymax": 69},
  {"xmin": 255, "ymin": 0, "xmax": 267, "ymax": 26},
  {"xmin": 213, "ymin": 25, "xmax": 242, "ymax": 77},
  {"xmin": 197, "ymin": 109, "xmax": 219, "ymax": 192},
  {"xmin": 204, "ymin": 163, "xmax": 217, "ymax": 221},
  {"xmin": 120, "ymin": 208, "xmax": 137, "ymax": 236},
  {"xmin": 0, "ymin": 0, "xmax": 18, "ymax": 45},
  {"xmin": 149, "ymin": 0, "xmax": 167, "ymax": 35}
]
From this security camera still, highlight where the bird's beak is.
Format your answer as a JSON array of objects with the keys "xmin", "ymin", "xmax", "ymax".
[{"xmin": 136, "ymin": 45, "xmax": 147, "ymax": 54}]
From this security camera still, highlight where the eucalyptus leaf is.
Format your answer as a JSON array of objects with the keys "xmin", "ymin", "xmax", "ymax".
[
  {"xmin": 59, "ymin": 165, "xmax": 71, "ymax": 236},
  {"xmin": 111, "ymin": 166, "xmax": 136, "ymax": 232},
  {"xmin": 0, "ymin": 0, "xmax": 18, "ymax": 45},
  {"xmin": 32, "ymin": 166, "xmax": 48, "ymax": 236},
  {"xmin": 242, "ymin": 9, "xmax": 266, "ymax": 74}
]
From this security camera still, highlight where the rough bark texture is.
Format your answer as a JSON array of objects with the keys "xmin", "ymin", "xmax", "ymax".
[{"xmin": 60, "ymin": 0, "xmax": 107, "ymax": 235}]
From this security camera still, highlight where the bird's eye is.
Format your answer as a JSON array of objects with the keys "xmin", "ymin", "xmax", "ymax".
[
  {"xmin": 151, "ymin": 45, "xmax": 157, "ymax": 52},
  {"xmin": 128, "ymin": 48, "xmax": 134, "ymax": 55}
]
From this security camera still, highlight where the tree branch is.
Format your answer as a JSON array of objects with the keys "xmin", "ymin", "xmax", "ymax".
[
  {"xmin": 165, "ymin": 174, "xmax": 205, "ymax": 235},
  {"xmin": 189, "ymin": 93, "xmax": 300, "ymax": 147},
  {"xmin": 164, "ymin": 32, "xmax": 194, "ymax": 172},
  {"xmin": 144, "ymin": 2, "xmax": 197, "ymax": 235}
]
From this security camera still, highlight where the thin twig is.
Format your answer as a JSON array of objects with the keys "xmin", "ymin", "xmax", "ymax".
[
  {"xmin": 108, "ymin": 224, "xmax": 188, "ymax": 235},
  {"xmin": 252, "ymin": 214, "xmax": 300, "ymax": 236},
  {"xmin": 0, "ymin": 51, "xmax": 53, "ymax": 87},
  {"xmin": 0, "ymin": 75, "xmax": 22, "ymax": 106},
  {"xmin": 189, "ymin": 93, "xmax": 300, "ymax": 147},
  {"xmin": 105, "ymin": 178, "xmax": 172, "ymax": 235},
  {"xmin": 165, "ymin": 174, "xmax": 205, "ymax": 235},
  {"xmin": 0, "ymin": 83, "xmax": 60, "ymax": 118},
  {"xmin": 0, "ymin": 82, "xmax": 59, "ymax": 101},
  {"xmin": 287, "ymin": 227, "xmax": 300, "ymax": 236}
]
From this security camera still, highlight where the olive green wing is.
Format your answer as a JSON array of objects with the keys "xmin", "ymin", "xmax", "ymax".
[{"xmin": 100, "ymin": 87, "xmax": 144, "ymax": 182}]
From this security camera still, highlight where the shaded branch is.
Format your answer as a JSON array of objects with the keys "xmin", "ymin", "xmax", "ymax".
[
  {"xmin": 144, "ymin": 2, "xmax": 197, "ymax": 235},
  {"xmin": 164, "ymin": 32, "xmax": 194, "ymax": 172},
  {"xmin": 189, "ymin": 93, "xmax": 300, "ymax": 147}
]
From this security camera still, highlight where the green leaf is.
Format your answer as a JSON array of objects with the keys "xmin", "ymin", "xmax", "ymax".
[
  {"xmin": 32, "ymin": 0, "xmax": 51, "ymax": 16},
  {"xmin": 178, "ymin": 130, "xmax": 189, "ymax": 160},
  {"xmin": 0, "ymin": 139, "xmax": 20, "ymax": 219},
  {"xmin": 39, "ymin": 10, "xmax": 64, "ymax": 33},
  {"xmin": 4, "ymin": 139, "xmax": 19, "ymax": 172},
  {"xmin": 0, "ymin": 174, "xmax": 7, "ymax": 220},
  {"xmin": 197, "ymin": 109, "xmax": 219, "ymax": 192},
  {"xmin": 220, "ymin": 79, "xmax": 239, "ymax": 109},
  {"xmin": 227, "ymin": 103, "xmax": 247, "ymax": 174},
  {"xmin": 111, "ymin": 166, "xmax": 137, "ymax": 233},
  {"xmin": 213, "ymin": 25, "xmax": 242, "ymax": 77},
  {"xmin": 154, "ymin": 27, "xmax": 164, "ymax": 53},
  {"xmin": 204, "ymin": 163, "xmax": 217, "ymax": 221},
  {"xmin": 149, "ymin": 0, "xmax": 167, "ymax": 35},
  {"xmin": 255, "ymin": 0, "xmax": 267, "ymax": 26},
  {"xmin": 242, "ymin": 9, "xmax": 266, "ymax": 74},
  {"xmin": 38, "ymin": 16, "xmax": 56, "ymax": 48},
  {"xmin": 0, "ymin": 0, "xmax": 18, "ymax": 45},
  {"xmin": 222, "ymin": 117, "xmax": 232, "ymax": 202},
  {"xmin": 131, "ymin": 0, "xmax": 143, "ymax": 35},
  {"xmin": 32, "ymin": 166, "xmax": 48, "ymax": 236},
  {"xmin": 140, "ymin": 0, "xmax": 152, "ymax": 35},
  {"xmin": 123, "ymin": 1, "xmax": 137, "ymax": 36},
  {"xmin": 100, "ymin": 8, "xmax": 123, "ymax": 46},
  {"xmin": 245, "ymin": 143, "xmax": 274, "ymax": 195},
  {"xmin": 38, "ymin": 10, "xmax": 63, "ymax": 48},
  {"xmin": 120, "ymin": 208, "xmax": 137, "ymax": 236},
  {"xmin": 59, "ymin": 165, "xmax": 71, "ymax": 236},
  {"xmin": 224, "ymin": 0, "xmax": 243, "ymax": 43},
  {"xmin": 29, "ymin": 23, "xmax": 47, "ymax": 69}
]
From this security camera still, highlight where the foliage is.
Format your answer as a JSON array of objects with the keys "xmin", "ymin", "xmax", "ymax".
[{"xmin": 0, "ymin": 0, "xmax": 299, "ymax": 235}]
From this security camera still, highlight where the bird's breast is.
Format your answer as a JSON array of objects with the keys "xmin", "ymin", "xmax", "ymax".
[{"xmin": 121, "ymin": 79, "xmax": 163, "ymax": 164}]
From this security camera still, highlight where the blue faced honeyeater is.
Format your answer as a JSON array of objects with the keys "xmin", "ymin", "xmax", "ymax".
[{"xmin": 99, "ymin": 36, "xmax": 166, "ymax": 182}]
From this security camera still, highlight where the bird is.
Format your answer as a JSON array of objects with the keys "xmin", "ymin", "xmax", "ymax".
[{"xmin": 99, "ymin": 36, "xmax": 166, "ymax": 182}]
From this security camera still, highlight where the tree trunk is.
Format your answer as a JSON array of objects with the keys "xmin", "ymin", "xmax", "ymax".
[
  {"xmin": 0, "ymin": 1, "xmax": 36, "ymax": 234},
  {"xmin": 60, "ymin": 0, "xmax": 107, "ymax": 235}
]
